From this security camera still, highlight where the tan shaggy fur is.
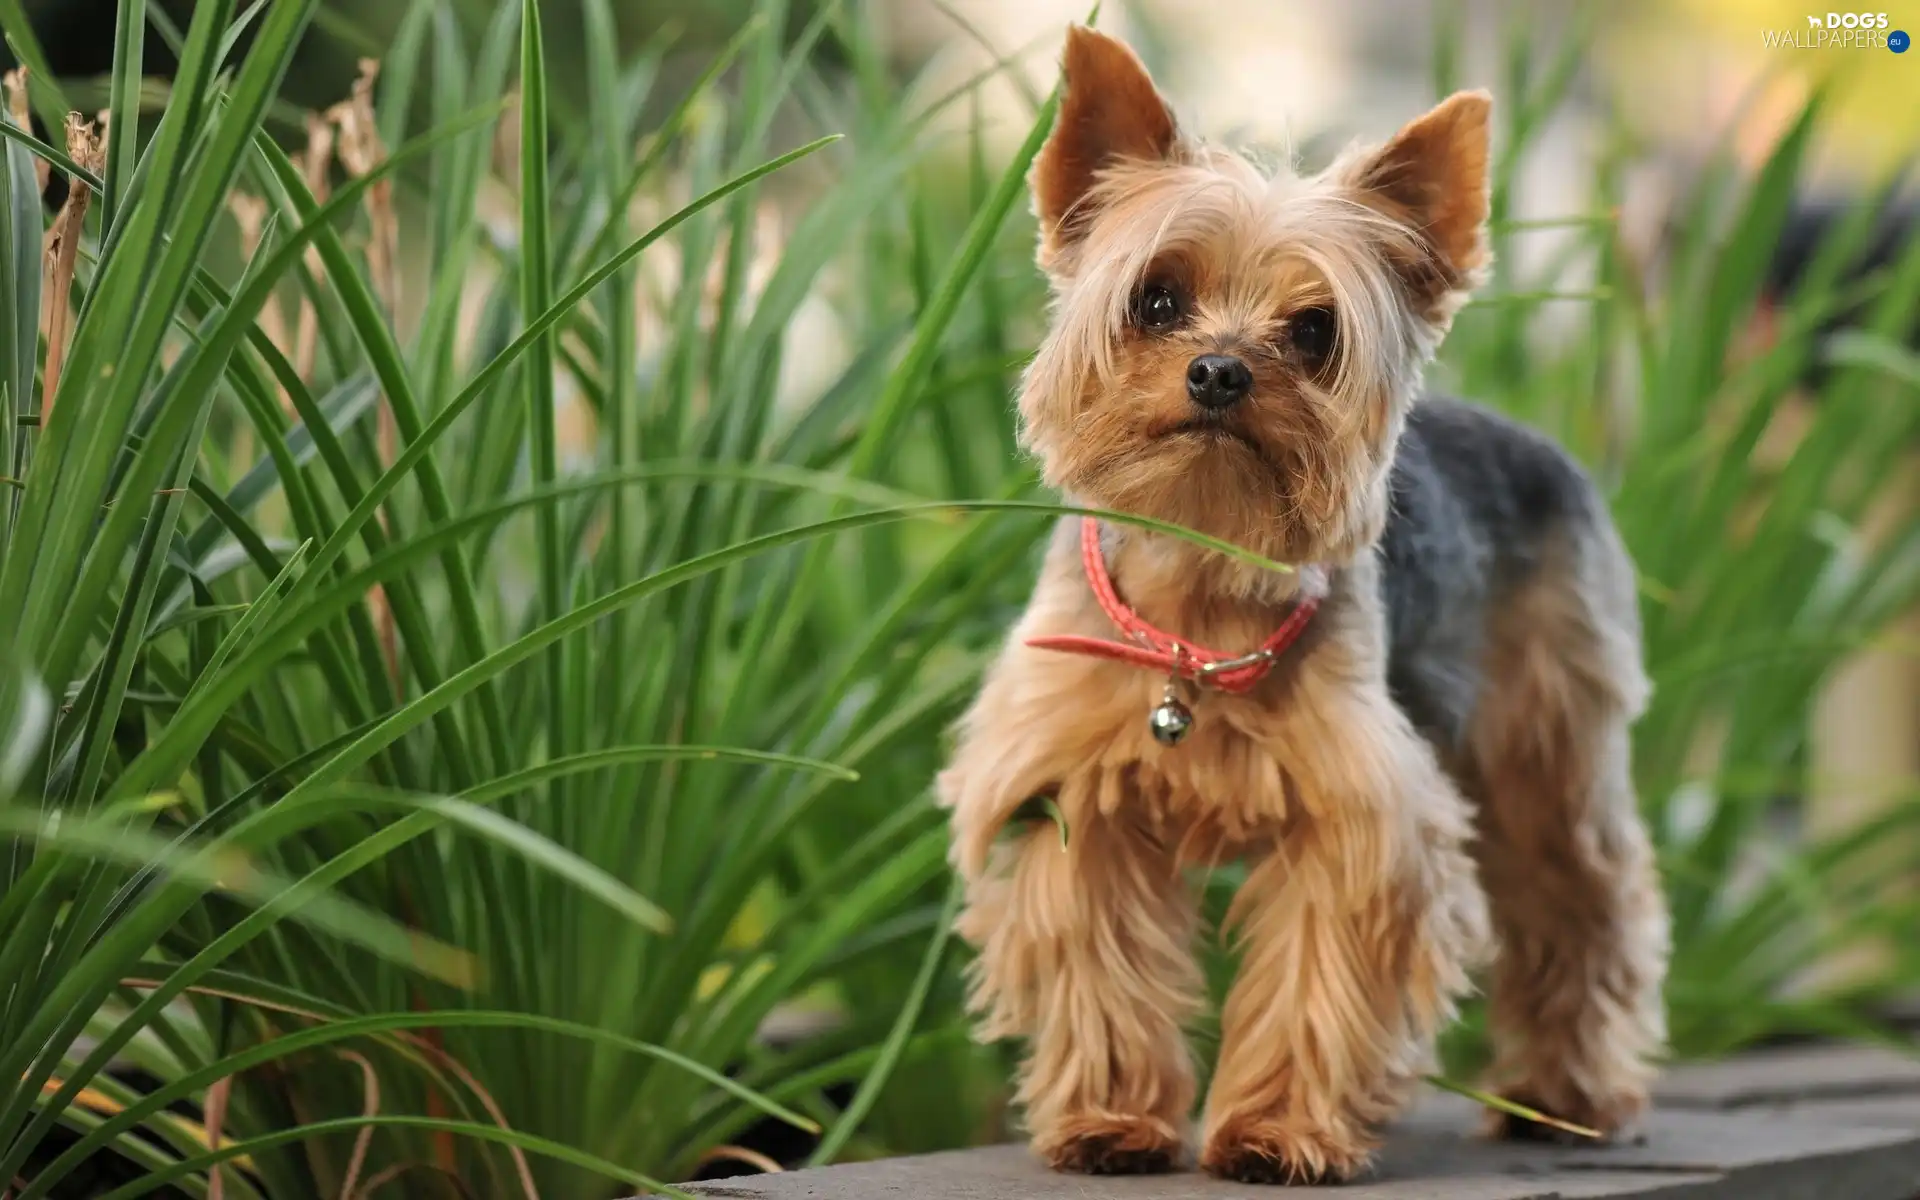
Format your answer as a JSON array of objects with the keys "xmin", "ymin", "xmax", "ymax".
[{"xmin": 937, "ymin": 25, "xmax": 1669, "ymax": 1185}]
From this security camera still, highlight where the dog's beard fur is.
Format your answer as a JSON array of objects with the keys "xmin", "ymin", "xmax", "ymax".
[{"xmin": 1017, "ymin": 64, "xmax": 1489, "ymax": 579}]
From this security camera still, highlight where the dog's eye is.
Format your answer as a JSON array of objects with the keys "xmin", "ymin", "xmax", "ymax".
[
  {"xmin": 1132, "ymin": 284, "xmax": 1184, "ymax": 332},
  {"xmin": 1288, "ymin": 306, "xmax": 1338, "ymax": 372}
]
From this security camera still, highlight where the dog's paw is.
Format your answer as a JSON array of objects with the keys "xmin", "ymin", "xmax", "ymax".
[
  {"xmin": 1483, "ymin": 1090, "xmax": 1648, "ymax": 1147},
  {"xmin": 1201, "ymin": 1119, "xmax": 1372, "ymax": 1186},
  {"xmin": 1037, "ymin": 1113, "xmax": 1184, "ymax": 1175}
]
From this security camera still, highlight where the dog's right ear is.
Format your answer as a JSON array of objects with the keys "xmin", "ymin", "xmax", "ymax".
[{"xmin": 1031, "ymin": 26, "xmax": 1178, "ymax": 259}]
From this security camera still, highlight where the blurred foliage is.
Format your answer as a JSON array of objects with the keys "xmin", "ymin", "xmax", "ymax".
[{"xmin": 1648, "ymin": 0, "xmax": 1920, "ymax": 174}]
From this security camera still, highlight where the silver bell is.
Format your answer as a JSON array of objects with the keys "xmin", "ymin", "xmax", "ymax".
[{"xmin": 1149, "ymin": 696, "xmax": 1194, "ymax": 745}]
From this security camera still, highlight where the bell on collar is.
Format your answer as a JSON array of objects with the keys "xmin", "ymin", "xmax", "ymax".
[{"xmin": 1149, "ymin": 682, "xmax": 1194, "ymax": 746}]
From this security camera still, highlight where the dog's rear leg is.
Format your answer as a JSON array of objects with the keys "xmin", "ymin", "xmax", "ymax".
[{"xmin": 1470, "ymin": 538, "xmax": 1669, "ymax": 1141}]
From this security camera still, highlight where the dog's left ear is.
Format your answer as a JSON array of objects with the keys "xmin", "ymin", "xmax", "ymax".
[
  {"xmin": 1344, "ymin": 90, "xmax": 1493, "ymax": 284},
  {"xmin": 1031, "ymin": 26, "xmax": 1179, "ymax": 259}
]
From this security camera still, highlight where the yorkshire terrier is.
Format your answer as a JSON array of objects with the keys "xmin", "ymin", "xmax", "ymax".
[{"xmin": 937, "ymin": 27, "xmax": 1670, "ymax": 1185}]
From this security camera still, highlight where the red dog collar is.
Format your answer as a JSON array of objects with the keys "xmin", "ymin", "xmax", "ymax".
[{"xmin": 1025, "ymin": 518, "xmax": 1326, "ymax": 696}]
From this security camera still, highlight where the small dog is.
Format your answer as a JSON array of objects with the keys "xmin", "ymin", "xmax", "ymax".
[{"xmin": 937, "ymin": 27, "xmax": 1670, "ymax": 1185}]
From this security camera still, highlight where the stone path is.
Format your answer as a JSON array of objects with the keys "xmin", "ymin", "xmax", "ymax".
[{"xmin": 661, "ymin": 1044, "xmax": 1920, "ymax": 1198}]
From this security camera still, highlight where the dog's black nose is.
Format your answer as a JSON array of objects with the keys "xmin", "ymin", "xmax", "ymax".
[{"xmin": 1186, "ymin": 354, "xmax": 1252, "ymax": 409}]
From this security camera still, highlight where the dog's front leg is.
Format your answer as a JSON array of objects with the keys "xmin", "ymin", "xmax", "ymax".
[
  {"xmin": 939, "ymin": 659, "xmax": 1201, "ymax": 1172},
  {"xmin": 1200, "ymin": 697, "xmax": 1489, "ymax": 1184},
  {"xmin": 962, "ymin": 810, "xmax": 1199, "ymax": 1173}
]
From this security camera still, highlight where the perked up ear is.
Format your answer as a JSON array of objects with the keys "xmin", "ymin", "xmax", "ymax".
[
  {"xmin": 1345, "ymin": 90, "xmax": 1493, "ymax": 284},
  {"xmin": 1031, "ymin": 26, "xmax": 1178, "ymax": 257}
]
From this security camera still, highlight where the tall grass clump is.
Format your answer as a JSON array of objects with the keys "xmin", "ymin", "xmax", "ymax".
[
  {"xmin": 0, "ymin": 0, "xmax": 1059, "ymax": 1192},
  {"xmin": 0, "ymin": 0, "xmax": 1915, "ymax": 1196}
]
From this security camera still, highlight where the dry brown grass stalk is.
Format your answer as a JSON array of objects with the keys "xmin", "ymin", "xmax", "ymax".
[
  {"xmin": 2, "ymin": 68, "xmax": 48, "ymax": 195},
  {"xmin": 204, "ymin": 1077, "xmax": 232, "ymax": 1200},
  {"xmin": 692, "ymin": 1145, "xmax": 785, "ymax": 1175},
  {"xmin": 40, "ymin": 113, "xmax": 104, "ymax": 418},
  {"xmin": 334, "ymin": 1051, "xmax": 382, "ymax": 1200},
  {"xmin": 327, "ymin": 60, "xmax": 399, "ymax": 326}
]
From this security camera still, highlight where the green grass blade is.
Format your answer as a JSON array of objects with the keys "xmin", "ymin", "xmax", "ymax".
[
  {"xmin": 1424, "ymin": 1075, "xmax": 1600, "ymax": 1139},
  {"xmin": 806, "ymin": 876, "xmax": 961, "ymax": 1165},
  {"xmin": 102, "ymin": 0, "xmax": 148, "ymax": 231},
  {"xmin": 377, "ymin": 0, "xmax": 434, "ymax": 150},
  {"xmin": 0, "ymin": 90, "xmax": 40, "ymax": 523},
  {"xmin": 519, "ymin": 0, "xmax": 567, "ymax": 798},
  {"xmin": 0, "ymin": 653, "xmax": 49, "ymax": 798},
  {"xmin": 0, "ymin": 807, "xmax": 474, "ymax": 981}
]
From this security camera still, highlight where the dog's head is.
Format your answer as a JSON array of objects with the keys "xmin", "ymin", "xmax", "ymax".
[{"xmin": 1018, "ymin": 27, "xmax": 1492, "ymax": 565}]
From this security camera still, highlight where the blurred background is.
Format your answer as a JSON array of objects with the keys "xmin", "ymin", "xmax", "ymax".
[{"xmin": 1, "ymin": 1, "xmax": 1915, "ymax": 1197}]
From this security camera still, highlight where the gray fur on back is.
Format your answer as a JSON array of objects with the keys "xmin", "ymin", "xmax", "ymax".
[{"xmin": 1379, "ymin": 396, "xmax": 1606, "ymax": 754}]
